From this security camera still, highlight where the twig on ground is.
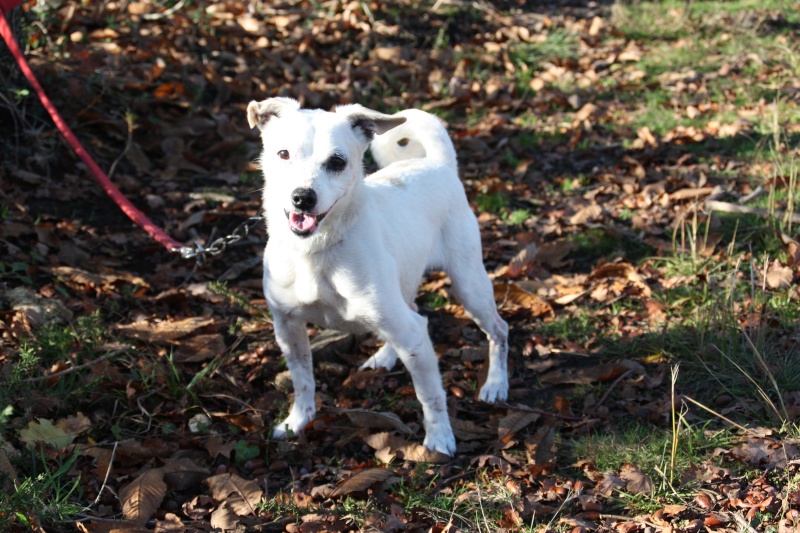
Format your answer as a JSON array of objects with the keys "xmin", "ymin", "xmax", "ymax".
[
  {"xmin": 600, "ymin": 514, "xmax": 666, "ymax": 530},
  {"xmin": 141, "ymin": 0, "xmax": 186, "ymax": 20},
  {"xmin": 495, "ymin": 402, "xmax": 587, "ymax": 421},
  {"xmin": 733, "ymin": 512, "xmax": 759, "ymax": 533},
  {"xmin": 590, "ymin": 368, "xmax": 634, "ymax": 415},
  {"xmin": 20, "ymin": 347, "xmax": 129, "ymax": 384},
  {"xmin": 106, "ymin": 114, "xmax": 135, "ymax": 182},
  {"xmin": 706, "ymin": 200, "xmax": 800, "ymax": 223},
  {"xmin": 88, "ymin": 441, "xmax": 118, "ymax": 509},
  {"xmin": 682, "ymin": 395, "xmax": 758, "ymax": 435}
]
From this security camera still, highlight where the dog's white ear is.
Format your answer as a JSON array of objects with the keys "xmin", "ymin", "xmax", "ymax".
[
  {"xmin": 247, "ymin": 97, "xmax": 301, "ymax": 130},
  {"xmin": 337, "ymin": 105, "xmax": 407, "ymax": 140}
]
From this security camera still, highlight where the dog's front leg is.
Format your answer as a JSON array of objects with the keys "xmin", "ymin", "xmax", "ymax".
[
  {"xmin": 381, "ymin": 311, "xmax": 456, "ymax": 456},
  {"xmin": 271, "ymin": 314, "xmax": 316, "ymax": 440}
]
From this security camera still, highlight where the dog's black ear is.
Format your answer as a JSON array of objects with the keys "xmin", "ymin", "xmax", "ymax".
[
  {"xmin": 247, "ymin": 97, "xmax": 301, "ymax": 130},
  {"xmin": 338, "ymin": 105, "xmax": 407, "ymax": 141}
]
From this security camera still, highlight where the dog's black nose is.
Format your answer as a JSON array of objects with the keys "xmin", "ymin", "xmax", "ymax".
[{"xmin": 291, "ymin": 188, "xmax": 317, "ymax": 211}]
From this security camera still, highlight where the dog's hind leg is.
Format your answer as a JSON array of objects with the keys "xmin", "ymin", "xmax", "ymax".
[
  {"xmin": 271, "ymin": 315, "xmax": 316, "ymax": 440},
  {"xmin": 445, "ymin": 227, "xmax": 509, "ymax": 403},
  {"xmin": 379, "ymin": 309, "xmax": 456, "ymax": 455},
  {"xmin": 359, "ymin": 342, "xmax": 399, "ymax": 371}
]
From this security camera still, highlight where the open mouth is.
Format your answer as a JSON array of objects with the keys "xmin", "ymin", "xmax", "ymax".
[{"xmin": 285, "ymin": 210, "xmax": 327, "ymax": 237}]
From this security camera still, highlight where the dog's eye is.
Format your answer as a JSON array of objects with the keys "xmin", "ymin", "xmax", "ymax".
[
  {"xmin": 397, "ymin": 138, "xmax": 410, "ymax": 147},
  {"xmin": 325, "ymin": 155, "xmax": 347, "ymax": 173},
  {"xmin": 277, "ymin": 150, "xmax": 290, "ymax": 160}
]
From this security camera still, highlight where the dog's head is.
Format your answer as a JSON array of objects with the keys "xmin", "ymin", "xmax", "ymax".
[{"xmin": 247, "ymin": 98, "xmax": 405, "ymax": 241}]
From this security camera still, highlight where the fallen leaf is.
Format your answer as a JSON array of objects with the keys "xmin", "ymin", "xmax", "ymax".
[
  {"xmin": 344, "ymin": 409, "xmax": 414, "ymax": 434},
  {"xmin": 497, "ymin": 411, "xmax": 540, "ymax": 444},
  {"xmin": 588, "ymin": 262, "xmax": 651, "ymax": 297},
  {"xmin": 210, "ymin": 504, "xmax": 240, "ymax": 531},
  {"xmin": 330, "ymin": 468, "xmax": 394, "ymax": 498},
  {"xmin": 362, "ymin": 432, "xmax": 451, "ymax": 463},
  {"xmin": 119, "ymin": 468, "xmax": 167, "ymax": 524},
  {"xmin": 116, "ymin": 316, "xmax": 217, "ymax": 343},
  {"xmin": 495, "ymin": 283, "xmax": 554, "ymax": 317},
  {"xmin": 569, "ymin": 204, "xmax": 604, "ymax": 225},
  {"xmin": 619, "ymin": 463, "xmax": 652, "ymax": 494},
  {"xmin": 205, "ymin": 473, "xmax": 263, "ymax": 516},
  {"xmin": 20, "ymin": 419, "xmax": 74, "ymax": 449},
  {"xmin": 506, "ymin": 242, "xmax": 539, "ymax": 277},
  {"xmin": 525, "ymin": 425, "xmax": 557, "ymax": 466},
  {"xmin": 766, "ymin": 262, "xmax": 793, "ymax": 289}
]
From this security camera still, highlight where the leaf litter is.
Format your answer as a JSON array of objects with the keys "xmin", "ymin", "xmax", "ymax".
[{"xmin": 0, "ymin": 0, "xmax": 799, "ymax": 531}]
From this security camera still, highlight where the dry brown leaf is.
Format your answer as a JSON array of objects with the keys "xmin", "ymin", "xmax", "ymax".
[
  {"xmin": 79, "ymin": 445, "xmax": 114, "ymax": 482},
  {"xmin": 766, "ymin": 262, "xmax": 793, "ymax": 289},
  {"xmin": 588, "ymin": 262, "xmax": 651, "ymax": 297},
  {"xmin": 494, "ymin": 283, "xmax": 553, "ymax": 317},
  {"xmin": 618, "ymin": 41, "xmax": 642, "ymax": 62},
  {"xmin": 209, "ymin": 504, "xmax": 240, "ymax": 531},
  {"xmin": 497, "ymin": 411, "xmax": 540, "ymax": 444},
  {"xmin": 0, "ymin": 449, "xmax": 17, "ymax": 487},
  {"xmin": 119, "ymin": 468, "xmax": 167, "ymax": 524},
  {"xmin": 588, "ymin": 16, "xmax": 604, "ymax": 36},
  {"xmin": 205, "ymin": 473, "xmax": 263, "ymax": 516},
  {"xmin": 115, "ymin": 316, "xmax": 216, "ymax": 343},
  {"xmin": 569, "ymin": 204, "xmax": 604, "ymax": 225},
  {"xmin": 173, "ymin": 333, "xmax": 226, "ymax": 363},
  {"xmin": 472, "ymin": 454, "xmax": 513, "ymax": 474},
  {"xmin": 56, "ymin": 412, "xmax": 92, "ymax": 438},
  {"xmin": 541, "ymin": 360, "xmax": 643, "ymax": 385},
  {"xmin": 154, "ymin": 512, "xmax": 185, "ymax": 532},
  {"xmin": 536, "ymin": 241, "xmax": 576, "ymax": 268},
  {"xmin": 344, "ymin": 409, "xmax": 413, "ymax": 434},
  {"xmin": 330, "ymin": 468, "xmax": 394, "ymax": 498},
  {"xmin": 525, "ymin": 425, "xmax": 557, "ymax": 466},
  {"xmin": 506, "ymin": 242, "xmax": 539, "ymax": 278},
  {"xmin": 637, "ymin": 126, "xmax": 658, "ymax": 147},
  {"xmin": 450, "ymin": 419, "xmax": 495, "ymax": 442},
  {"xmin": 780, "ymin": 233, "xmax": 800, "ymax": 266},
  {"xmin": 619, "ymin": 463, "xmax": 652, "ymax": 494},
  {"xmin": 362, "ymin": 432, "xmax": 450, "ymax": 463}
]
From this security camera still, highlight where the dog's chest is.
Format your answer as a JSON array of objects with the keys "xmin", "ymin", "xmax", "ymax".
[{"xmin": 266, "ymin": 253, "xmax": 365, "ymax": 331}]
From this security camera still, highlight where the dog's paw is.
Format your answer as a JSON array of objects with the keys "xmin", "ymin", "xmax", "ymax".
[
  {"xmin": 358, "ymin": 344, "xmax": 398, "ymax": 371},
  {"xmin": 423, "ymin": 424, "xmax": 457, "ymax": 457},
  {"xmin": 478, "ymin": 378, "xmax": 509, "ymax": 403},
  {"xmin": 271, "ymin": 411, "xmax": 312, "ymax": 440}
]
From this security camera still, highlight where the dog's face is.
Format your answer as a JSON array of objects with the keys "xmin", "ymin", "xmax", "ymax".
[{"xmin": 247, "ymin": 98, "xmax": 405, "ymax": 240}]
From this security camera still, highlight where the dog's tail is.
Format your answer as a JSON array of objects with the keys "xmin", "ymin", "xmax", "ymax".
[{"xmin": 369, "ymin": 109, "xmax": 458, "ymax": 169}]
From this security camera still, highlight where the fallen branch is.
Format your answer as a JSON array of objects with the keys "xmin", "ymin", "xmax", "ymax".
[
  {"xmin": 590, "ymin": 368, "xmax": 634, "ymax": 415},
  {"xmin": 21, "ymin": 347, "xmax": 129, "ymax": 384},
  {"xmin": 706, "ymin": 200, "xmax": 800, "ymax": 223},
  {"xmin": 495, "ymin": 402, "xmax": 587, "ymax": 421}
]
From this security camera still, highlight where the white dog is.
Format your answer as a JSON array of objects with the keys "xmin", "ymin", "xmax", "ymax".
[{"xmin": 246, "ymin": 98, "xmax": 508, "ymax": 455}]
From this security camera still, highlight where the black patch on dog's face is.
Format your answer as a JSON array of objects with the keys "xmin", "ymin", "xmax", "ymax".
[{"xmin": 324, "ymin": 153, "xmax": 347, "ymax": 173}]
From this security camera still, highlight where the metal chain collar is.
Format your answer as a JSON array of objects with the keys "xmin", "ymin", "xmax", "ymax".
[{"xmin": 172, "ymin": 214, "xmax": 265, "ymax": 264}]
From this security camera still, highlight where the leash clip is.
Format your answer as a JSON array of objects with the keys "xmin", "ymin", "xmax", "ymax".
[{"xmin": 172, "ymin": 214, "xmax": 265, "ymax": 265}]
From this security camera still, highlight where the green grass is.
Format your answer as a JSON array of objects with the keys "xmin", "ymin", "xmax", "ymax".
[
  {"xmin": 0, "ymin": 449, "xmax": 84, "ymax": 529},
  {"xmin": 567, "ymin": 422, "xmax": 734, "ymax": 513},
  {"xmin": 535, "ymin": 311, "xmax": 607, "ymax": 346},
  {"xmin": 475, "ymin": 192, "xmax": 508, "ymax": 214},
  {"xmin": 567, "ymin": 227, "xmax": 655, "ymax": 268}
]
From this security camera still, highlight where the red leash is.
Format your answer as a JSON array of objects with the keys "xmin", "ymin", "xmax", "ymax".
[{"xmin": 0, "ymin": 0, "xmax": 184, "ymax": 251}]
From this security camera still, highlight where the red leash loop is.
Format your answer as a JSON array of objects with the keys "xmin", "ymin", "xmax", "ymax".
[{"xmin": 0, "ymin": 2, "xmax": 184, "ymax": 251}]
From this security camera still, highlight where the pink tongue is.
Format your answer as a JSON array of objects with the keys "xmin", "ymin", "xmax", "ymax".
[{"xmin": 290, "ymin": 212, "xmax": 317, "ymax": 231}]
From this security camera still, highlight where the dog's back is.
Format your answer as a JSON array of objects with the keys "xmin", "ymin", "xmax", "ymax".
[{"xmin": 369, "ymin": 109, "xmax": 457, "ymax": 169}]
